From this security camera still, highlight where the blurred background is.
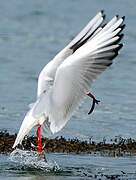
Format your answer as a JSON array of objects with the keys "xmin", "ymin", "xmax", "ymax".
[{"xmin": 0, "ymin": 0, "xmax": 136, "ymax": 142}]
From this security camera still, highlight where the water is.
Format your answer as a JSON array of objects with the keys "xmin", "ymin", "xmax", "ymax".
[
  {"xmin": 0, "ymin": 0, "xmax": 136, "ymax": 179},
  {"xmin": 1, "ymin": 151, "xmax": 136, "ymax": 179}
]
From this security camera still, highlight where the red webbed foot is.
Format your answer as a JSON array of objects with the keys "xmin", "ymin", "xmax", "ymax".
[{"xmin": 87, "ymin": 92, "xmax": 100, "ymax": 115}]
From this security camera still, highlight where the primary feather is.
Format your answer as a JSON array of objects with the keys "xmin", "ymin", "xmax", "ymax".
[{"xmin": 13, "ymin": 11, "xmax": 125, "ymax": 148}]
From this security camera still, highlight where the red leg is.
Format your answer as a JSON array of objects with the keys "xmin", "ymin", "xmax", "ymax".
[
  {"xmin": 87, "ymin": 92, "xmax": 100, "ymax": 115},
  {"xmin": 87, "ymin": 92, "xmax": 100, "ymax": 104},
  {"xmin": 37, "ymin": 124, "xmax": 43, "ymax": 155}
]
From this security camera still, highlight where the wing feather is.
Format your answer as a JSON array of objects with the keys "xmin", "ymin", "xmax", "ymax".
[
  {"xmin": 47, "ymin": 16, "xmax": 125, "ymax": 133},
  {"xmin": 37, "ymin": 11, "xmax": 105, "ymax": 97}
]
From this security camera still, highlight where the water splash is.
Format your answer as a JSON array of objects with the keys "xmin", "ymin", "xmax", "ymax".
[{"xmin": 9, "ymin": 149, "xmax": 60, "ymax": 172}]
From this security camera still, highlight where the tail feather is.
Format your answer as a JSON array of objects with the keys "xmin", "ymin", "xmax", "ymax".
[{"xmin": 12, "ymin": 111, "xmax": 38, "ymax": 148}]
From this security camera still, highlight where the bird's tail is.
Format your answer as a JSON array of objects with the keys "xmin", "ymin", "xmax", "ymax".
[{"xmin": 12, "ymin": 110, "xmax": 38, "ymax": 148}]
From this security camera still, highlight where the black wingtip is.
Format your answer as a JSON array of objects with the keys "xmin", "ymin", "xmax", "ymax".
[
  {"xmin": 101, "ymin": 23, "xmax": 106, "ymax": 28},
  {"xmin": 120, "ymin": 24, "xmax": 126, "ymax": 30},
  {"xmin": 119, "ymin": 34, "xmax": 124, "ymax": 41},
  {"xmin": 112, "ymin": 43, "xmax": 123, "ymax": 59},
  {"xmin": 107, "ymin": 62, "xmax": 113, "ymax": 67},
  {"xmin": 101, "ymin": 10, "xmax": 104, "ymax": 14},
  {"xmin": 122, "ymin": 16, "xmax": 125, "ymax": 21},
  {"xmin": 100, "ymin": 10, "xmax": 105, "ymax": 20},
  {"xmin": 118, "ymin": 24, "xmax": 126, "ymax": 34},
  {"xmin": 115, "ymin": 34, "xmax": 124, "ymax": 44},
  {"xmin": 103, "ymin": 14, "xmax": 106, "ymax": 20},
  {"xmin": 118, "ymin": 43, "xmax": 123, "ymax": 50}
]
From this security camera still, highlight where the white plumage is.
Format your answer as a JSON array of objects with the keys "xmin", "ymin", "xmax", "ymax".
[{"xmin": 13, "ymin": 11, "xmax": 125, "ymax": 148}]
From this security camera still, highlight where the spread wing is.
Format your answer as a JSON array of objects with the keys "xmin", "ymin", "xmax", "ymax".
[
  {"xmin": 37, "ymin": 11, "xmax": 105, "ymax": 97},
  {"xmin": 13, "ymin": 14, "xmax": 125, "ymax": 148},
  {"xmin": 47, "ymin": 16, "xmax": 125, "ymax": 133}
]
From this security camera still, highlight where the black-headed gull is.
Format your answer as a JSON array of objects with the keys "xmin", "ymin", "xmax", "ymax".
[{"xmin": 13, "ymin": 11, "xmax": 125, "ymax": 156}]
